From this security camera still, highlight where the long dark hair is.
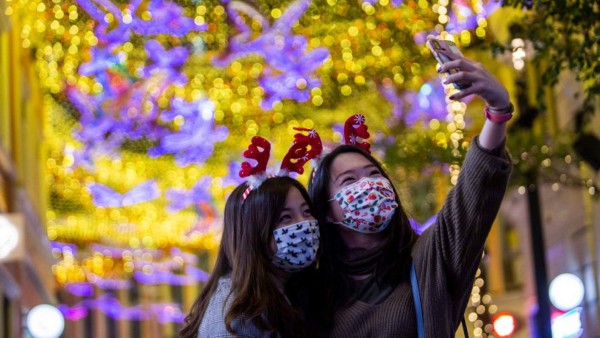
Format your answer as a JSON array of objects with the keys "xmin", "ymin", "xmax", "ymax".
[
  {"xmin": 308, "ymin": 145, "xmax": 417, "ymax": 323},
  {"xmin": 180, "ymin": 176, "xmax": 311, "ymax": 338}
]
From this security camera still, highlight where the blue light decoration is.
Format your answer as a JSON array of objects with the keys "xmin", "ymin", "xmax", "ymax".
[
  {"xmin": 551, "ymin": 308, "xmax": 583, "ymax": 338},
  {"xmin": 213, "ymin": 0, "xmax": 330, "ymax": 110}
]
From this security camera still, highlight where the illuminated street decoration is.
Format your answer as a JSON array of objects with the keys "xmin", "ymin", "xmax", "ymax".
[
  {"xmin": 87, "ymin": 180, "xmax": 160, "ymax": 208},
  {"xmin": 9, "ymin": 0, "xmax": 503, "ymax": 324},
  {"xmin": 214, "ymin": 0, "xmax": 330, "ymax": 110},
  {"xmin": 58, "ymin": 294, "xmax": 186, "ymax": 323}
]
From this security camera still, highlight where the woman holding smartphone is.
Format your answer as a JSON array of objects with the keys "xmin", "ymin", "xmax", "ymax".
[{"xmin": 306, "ymin": 51, "xmax": 513, "ymax": 337}]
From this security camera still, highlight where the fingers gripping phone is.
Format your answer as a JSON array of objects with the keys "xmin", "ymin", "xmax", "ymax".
[{"xmin": 426, "ymin": 38, "xmax": 466, "ymax": 90}]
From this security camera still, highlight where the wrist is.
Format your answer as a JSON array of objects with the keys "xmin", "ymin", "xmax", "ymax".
[
  {"xmin": 484, "ymin": 103, "xmax": 513, "ymax": 123},
  {"xmin": 487, "ymin": 100, "xmax": 512, "ymax": 113}
]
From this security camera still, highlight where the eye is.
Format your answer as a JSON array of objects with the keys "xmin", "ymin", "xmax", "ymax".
[
  {"xmin": 278, "ymin": 214, "xmax": 292, "ymax": 223},
  {"xmin": 302, "ymin": 208, "xmax": 312, "ymax": 217},
  {"xmin": 369, "ymin": 169, "xmax": 382, "ymax": 176},
  {"xmin": 341, "ymin": 176, "xmax": 356, "ymax": 184}
]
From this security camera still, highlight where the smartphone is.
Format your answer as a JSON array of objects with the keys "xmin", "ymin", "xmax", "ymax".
[{"xmin": 426, "ymin": 37, "xmax": 466, "ymax": 89}]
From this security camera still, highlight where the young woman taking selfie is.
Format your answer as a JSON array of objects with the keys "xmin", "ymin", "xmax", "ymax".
[{"xmin": 307, "ymin": 52, "xmax": 513, "ymax": 337}]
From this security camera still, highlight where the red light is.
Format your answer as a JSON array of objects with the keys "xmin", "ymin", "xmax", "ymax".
[{"xmin": 493, "ymin": 312, "xmax": 516, "ymax": 337}]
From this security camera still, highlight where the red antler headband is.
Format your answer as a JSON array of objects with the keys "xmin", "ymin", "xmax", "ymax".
[
  {"xmin": 343, "ymin": 114, "xmax": 371, "ymax": 153},
  {"xmin": 239, "ymin": 128, "xmax": 323, "ymax": 202},
  {"xmin": 310, "ymin": 114, "xmax": 372, "ymax": 183}
]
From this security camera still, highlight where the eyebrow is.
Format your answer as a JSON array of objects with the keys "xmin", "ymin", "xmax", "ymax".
[
  {"xmin": 281, "ymin": 202, "xmax": 308, "ymax": 212},
  {"xmin": 334, "ymin": 164, "xmax": 378, "ymax": 184}
]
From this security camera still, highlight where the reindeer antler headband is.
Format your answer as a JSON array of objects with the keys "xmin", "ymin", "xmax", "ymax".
[
  {"xmin": 343, "ymin": 113, "xmax": 371, "ymax": 153},
  {"xmin": 239, "ymin": 127, "xmax": 323, "ymax": 201},
  {"xmin": 308, "ymin": 114, "xmax": 371, "ymax": 182}
]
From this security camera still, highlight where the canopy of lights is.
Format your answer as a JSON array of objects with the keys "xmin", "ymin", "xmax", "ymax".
[{"xmin": 9, "ymin": 0, "xmax": 508, "ymax": 325}]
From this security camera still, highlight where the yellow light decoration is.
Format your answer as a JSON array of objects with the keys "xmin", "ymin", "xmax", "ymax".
[{"xmin": 8, "ymin": 0, "xmax": 499, "ymax": 287}]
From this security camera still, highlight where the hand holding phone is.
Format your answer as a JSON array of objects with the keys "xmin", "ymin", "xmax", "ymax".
[{"xmin": 426, "ymin": 37, "xmax": 467, "ymax": 89}]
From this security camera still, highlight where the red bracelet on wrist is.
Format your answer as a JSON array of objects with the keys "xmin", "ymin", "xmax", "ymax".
[{"xmin": 484, "ymin": 103, "xmax": 514, "ymax": 123}]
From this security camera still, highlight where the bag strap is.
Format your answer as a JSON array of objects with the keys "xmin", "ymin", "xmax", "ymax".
[
  {"xmin": 462, "ymin": 317, "xmax": 469, "ymax": 337},
  {"xmin": 410, "ymin": 262, "xmax": 425, "ymax": 338},
  {"xmin": 410, "ymin": 261, "xmax": 470, "ymax": 338}
]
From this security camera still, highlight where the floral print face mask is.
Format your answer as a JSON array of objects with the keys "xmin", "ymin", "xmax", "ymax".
[
  {"xmin": 329, "ymin": 177, "xmax": 398, "ymax": 233},
  {"xmin": 272, "ymin": 220, "xmax": 320, "ymax": 272}
]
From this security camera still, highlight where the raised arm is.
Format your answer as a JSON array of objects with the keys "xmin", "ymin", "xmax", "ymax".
[
  {"xmin": 411, "ymin": 56, "xmax": 513, "ymax": 329},
  {"xmin": 439, "ymin": 57, "xmax": 512, "ymax": 150}
]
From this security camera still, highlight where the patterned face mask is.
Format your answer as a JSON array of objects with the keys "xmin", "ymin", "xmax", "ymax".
[
  {"xmin": 272, "ymin": 220, "xmax": 320, "ymax": 272},
  {"xmin": 329, "ymin": 176, "xmax": 398, "ymax": 233}
]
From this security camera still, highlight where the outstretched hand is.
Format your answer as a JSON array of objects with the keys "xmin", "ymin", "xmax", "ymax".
[{"xmin": 439, "ymin": 57, "xmax": 510, "ymax": 111}]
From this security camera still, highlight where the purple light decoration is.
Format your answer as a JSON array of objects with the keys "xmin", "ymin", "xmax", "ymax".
[
  {"xmin": 142, "ymin": 40, "xmax": 189, "ymax": 85},
  {"xmin": 150, "ymin": 98, "xmax": 228, "ymax": 166},
  {"xmin": 222, "ymin": 161, "xmax": 245, "ymax": 187},
  {"xmin": 50, "ymin": 241, "xmax": 78, "ymax": 255},
  {"xmin": 409, "ymin": 215, "xmax": 437, "ymax": 235},
  {"xmin": 75, "ymin": 0, "xmax": 131, "ymax": 45},
  {"xmin": 91, "ymin": 243, "xmax": 162, "ymax": 258},
  {"xmin": 76, "ymin": 0, "xmax": 206, "ymax": 40},
  {"xmin": 79, "ymin": 47, "xmax": 126, "ymax": 93},
  {"xmin": 87, "ymin": 180, "xmax": 160, "ymax": 208},
  {"xmin": 379, "ymin": 82, "xmax": 404, "ymax": 119},
  {"xmin": 165, "ymin": 176, "xmax": 213, "ymax": 213},
  {"xmin": 133, "ymin": 265, "xmax": 209, "ymax": 285},
  {"xmin": 65, "ymin": 283, "xmax": 95, "ymax": 297},
  {"xmin": 384, "ymin": 79, "xmax": 453, "ymax": 127},
  {"xmin": 170, "ymin": 247, "xmax": 198, "ymax": 265},
  {"xmin": 361, "ymin": 0, "xmax": 403, "ymax": 6},
  {"xmin": 445, "ymin": 0, "xmax": 502, "ymax": 34},
  {"xmin": 58, "ymin": 304, "xmax": 88, "ymax": 321},
  {"xmin": 59, "ymin": 294, "xmax": 186, "ymax": 323},
  {"xmin": 152, "ymin": 303, "xmax": 186, "ymax": 324},
  {"xmin": 88, "ymin": 273, "xmax": 133, "ymax": 290},
  {"xmin": 215, "ymin": 0, "xmax": 330, "ymax": 110},
  {"xmin": 130, "ymin": 0, "xmax": 207, "ymax": 37},
  {"xmin": 71, "ymin": 0, "xmax": 208, "ymax": 168},
  {"xmin": 185, "ymin": 265, "xmax": 210, "ymax": 282}
]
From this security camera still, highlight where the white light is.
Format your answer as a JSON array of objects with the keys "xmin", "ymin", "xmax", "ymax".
[
  {"xmin": 552, "ymin": 307, "xmax": 583, "ymax": 338},
  {"xmin": 0, "ymin": 216, "xmax": 19, "ymax": 259},
  {"xmin": 549, "ymin": 273, "xmax": 585, "ymax": 311},
  {"xmin": 200, "ymin": 99, "xmax": 215, "ymax": 121},
  {"xmin": 26, "ymin": 304, "xmax": 65, "ymax": 338},
  {"xmin": 493, "ymin": 313, "xmax": 516, "ymax": 336}
]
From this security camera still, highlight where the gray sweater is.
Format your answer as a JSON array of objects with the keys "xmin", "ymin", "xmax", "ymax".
[
  {"xmin": 198, "ymin": 277, "xmax": 277, "ymax": 338},
  {"xmin": 324, "ymin": 137, "xmax": 512, "ymax": 337}
]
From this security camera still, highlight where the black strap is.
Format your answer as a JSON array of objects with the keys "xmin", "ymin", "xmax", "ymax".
[{"xmin": 462, "ymin": 317, "xmax": 469, "ymax": 337}]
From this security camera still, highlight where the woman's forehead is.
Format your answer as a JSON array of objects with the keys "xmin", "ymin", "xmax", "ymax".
[
  {"xmin": 284, "ymin": 186, "xmax": 306, "ymax": 205},
  {"xmin": 330, "ymin": 152, "xmax": 373, "ymax": 176}
]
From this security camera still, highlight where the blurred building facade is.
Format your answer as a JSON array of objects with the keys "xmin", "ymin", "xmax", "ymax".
[
  {"xmin": 0, "ymin": 2, "xmax": 57, "ymax": 337},
  {"xmin": 485, "ymin": 68, "xmax": 600, "ymax": 337}
]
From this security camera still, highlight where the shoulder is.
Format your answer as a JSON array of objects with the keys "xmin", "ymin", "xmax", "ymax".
[
  {"xmin": 198, "ymin": 277, "xmax": 234, "ymax": 337},
  {"xmin": 199, "ymin": 277, "xmax": 275, "ymax": 338}
]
